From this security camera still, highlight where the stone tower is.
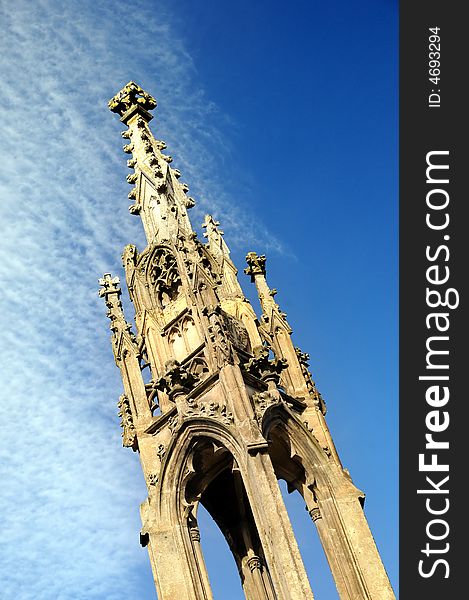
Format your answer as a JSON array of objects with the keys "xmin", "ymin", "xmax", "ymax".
[{"xmin": 99, "ymin": 82, "xmax": 395, "ymax": 600}]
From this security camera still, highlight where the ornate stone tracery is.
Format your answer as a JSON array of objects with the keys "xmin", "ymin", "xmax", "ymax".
[{"xmin": 145, "ymin": 246, "xmax": 182, "ymax": 307}]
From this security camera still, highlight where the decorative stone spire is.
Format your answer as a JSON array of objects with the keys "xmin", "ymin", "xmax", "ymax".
[
  {"xmin": 203, "ymin": 214, "xmax": 244, "ymax": 300},
  {"xmin": 98, "ymin": 273, "xmax": 132, "ymax": 336},
  {"xmin": 108, "ymin": 81, "xmax": 196, "ymax": 244},
  {"xmin": 202, "ymin": 215, "xmax": 229, "ymax": 260}
]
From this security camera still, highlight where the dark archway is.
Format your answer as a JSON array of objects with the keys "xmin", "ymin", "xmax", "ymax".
[{"xmin": 184, "ymin": 438, "xmax": 276, "ymax": 599}]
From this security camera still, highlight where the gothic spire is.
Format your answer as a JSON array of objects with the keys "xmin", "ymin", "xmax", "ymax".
[
  {"xmin": 202, "ymin": 215, "xmax": 230, "ymax": 261},
  {"xmin": 203, "ymin": 214, "xmax": 244, "ymax": 299},
  {"xmin": 108, "ymin": 81, "xmax": 196, "ymax": 244}
]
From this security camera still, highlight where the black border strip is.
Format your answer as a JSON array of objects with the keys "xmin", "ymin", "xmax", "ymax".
[{"xmin": 400, "ymin": 4, "xmax": 465, "ymax": 597}]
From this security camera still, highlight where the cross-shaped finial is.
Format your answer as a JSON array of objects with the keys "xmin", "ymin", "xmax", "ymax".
[
  {"xmin": 98, "ymin": 273, "xmax": 121, "ymax": 298},
  {"xmin": 244, "ymin": 252, "xmax": 266, "ymax": 281}
]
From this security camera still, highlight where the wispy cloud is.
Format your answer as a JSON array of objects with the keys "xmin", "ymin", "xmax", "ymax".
[{"xmin": 0, "ymin": 1, "xmax": 284, "ymax": 598}]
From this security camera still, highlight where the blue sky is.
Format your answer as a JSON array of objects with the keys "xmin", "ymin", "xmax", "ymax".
[{"xmin": 0, "ymin": 1, "xmax": 397, "ymax": 598}]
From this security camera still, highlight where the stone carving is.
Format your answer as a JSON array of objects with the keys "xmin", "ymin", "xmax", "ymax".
[
  {"xmin": 202, "ymin": 215, "xmax": 223, "ymax": 242},
  {"xmin": 247, "ymin": 556, "xmax": 263, "ymax": 572},
  {"xmin": 126, "ymin": 173, "xmax": 138, "ymax": 184},
  {"xmin": 222, "ymin": 311, "xmax": 250, "ymax": 351},
  {"xmin": 166, "ymin": 315, "xmax": 202, "ymax": 362},
  {"xmin": 244, "ymin": 251, "xmax": 266, "ymax": 281},
  {"xmin": 98, "ymin": 273, "xmax": 124, "ymax": 332},
  {"xmin": 295, "ymin": 347, "xmax": 327, "ymax": 415},
  {"xmin": 183, "ymin": 196, "xmax": 196, "ymax": 208},
  {"xmin": 98, "ymin": 274, "xmax": 138, "ymax": 356},
  {"xmin": 129, "ymin": 203, "xmax": 141, "ymax": 215},
  {"xmin": 155, "ymin": 178, "xmax": 167, "ymax": 192},
  {"xmin": 309, "ymin": 507, "xmax": 322, "ymax": 522},
  {"xmin": 167, "ymin": 413, "xmax": 179, "ymax": 433},
  {"xmin": 148, "ymin": 473, "xmax": 159, "ymax": 486},
  {"xmin": 186, "ymin": 399, "xmax": 233, "ymax": 424},
  {"xmin": 182, "ymin": 233, "xmax": 216, "ymax": 281},
  {"xmin": 123, "ymin": 143, "xmax": 134, "ymax": 154},
  {"xmin": 252, "ymin": 390, "xmax": 280, "ymax": 424},
  {"xmin": 108, "ymin": 81, "xmax": 157, "ymax": 116},
  {"xmin": 122, "ymin": 244, "xmax": 138, "ymax": 269},
  {"xmin": 146, "ymin": 247, "xmax": 182, "ymax": 307},
  {"xmin": 155, "ymin": 359, "xmax": 200, "ymax": 400},
  {"xmin": 244, "ymin": 345, "xmax": 287, "ymax": 383},
  {"xmin": 185, "ymin": 355, "xmax": 210, "ymax": 381},
  {"xmin": 152, "ymin": 164, "xmax": 164, "ymax": 178},
  {"xmin": 157, "ymin": 444, "xmax": 166, "ymax": 461},
  {"xmin": 143, "ymin": 378, "xmax": 159, "ymax": 415},
  {"xmin": 207, "ymin": 308, "xmax": 235, "ymax": 368},
  {"xmin": 98, "ymin": 272, "xmax": 121, "ymax": 298},
  {"xmin": 117, "ymin": 395, "xmax": 137, "ymax": 450},
  {"xmin": 186, "ymin": 506, "xmax": 201, "ymax": 541}
]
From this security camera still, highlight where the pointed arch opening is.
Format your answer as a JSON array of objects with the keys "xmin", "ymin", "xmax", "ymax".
[
  {"xmin": 183, "ymin": 437, "xmax": 277, "ymax": 600},
  {"xmin": 197, "ymin": 499, "xmax": 245, "ymax": 599}
]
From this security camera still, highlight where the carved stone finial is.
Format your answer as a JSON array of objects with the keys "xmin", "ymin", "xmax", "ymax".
[
  {"xmin": 98, "ymin": 273, "xmax": 121, "ymax": 299},
  {"xmin": 155, "ymin": 359, "xmax": 199, "ymax": 400},
  {"xmin": 108, "ymin": 81, "xmax": 157, "ymax": 118},
  {"xmin": 244, "ymin": 252, "xmax": 266, "ymax": 282},
  {"xmin": 99, "ymin": 273, "xmax": 136, "ymax": 342}
]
